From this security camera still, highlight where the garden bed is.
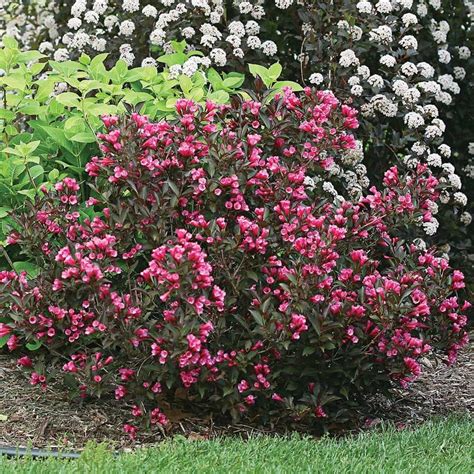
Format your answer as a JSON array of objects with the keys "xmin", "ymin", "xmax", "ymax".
[{"xmin": 0, "ymin": 342, "xmax": 471, "ymax": 451}]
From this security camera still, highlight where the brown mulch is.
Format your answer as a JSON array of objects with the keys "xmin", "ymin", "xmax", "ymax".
[
  {"xmin": 0, "ymin": 342, "xmax": 472, "ymax": 451},
  {"xmin": 367, "ymin": 343, "xmax": 473, "ymax": 426}
]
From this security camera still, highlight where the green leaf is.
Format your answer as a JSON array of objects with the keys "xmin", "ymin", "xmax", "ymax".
[
  {"xmin": 79, "ymin": 53, "xmax": 91, "ymax": 65},
  {"xmin": 26, "ymin": 340, "xmax": 42, "ymax": 351},
  {"xmin": 248, "ymin": 64, "xmax": 273, "ymax": 87},
  {"xmin": 207, "ymin": 90, "xmax": 230, "ymax": 104},
  {"xmin": 158, "ymin": 53, "xmax": 188, "ymax": 66},
  {"xmin": 48, "ymin": 169, "xmax": 60, "ymax": 181},
  {"xmin": 249, "ymin": 310, "xmax": 265, "ymax": 326},
  {"xmin": 179, "ymin": 75, "xmax": 193, "ymax": 94},
  {"xmin": 55, "ymin": 92, "xmax": 81, "ymax": 108},
  {"xmin": 13, "ymin": 261, "xmax": 40, "ymax": 278},
  {"xmin": 268, "ymin": 62, "xmax": 283, "ymax": 81},
  {"xmin": 0, "ymin": 336, "xmax": 9, "ymax": 349},
  {"xmin": 2, "ymin": 36, "xmax": 18, "ymax": 49},
  {"xmin": 17, "ymin": 50, "xmax": 46, "ymax": 64},
  {"xmin": 273, "ymin": 81, "xmax": 304, "ymax": 91},
  {"xmin": 0, "ymin": 207, "xmax": 11, "ymax": 219},
  {"xmin": 70, "ymin": 131, "xmax": 97, "ymax": 143},
  {"xmin": 223, "ymin": 76, "xmax": 245, "ymax": 89}
]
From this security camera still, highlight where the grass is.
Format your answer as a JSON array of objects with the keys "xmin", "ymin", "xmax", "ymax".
[{"xmin": 0, "ymin": 418, "xmax": 473, "ymax": 474}]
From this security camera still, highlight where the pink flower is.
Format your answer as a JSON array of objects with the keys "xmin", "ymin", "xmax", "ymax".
[{"xmin": 0, "ymin": 323, "xmax": 11, "ymax": 338}]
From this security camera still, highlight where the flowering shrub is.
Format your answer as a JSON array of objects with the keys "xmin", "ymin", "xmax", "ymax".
[
  {"xmin": 2, "ymin": 2, "xmax": 472, "ymax": 250},
  {"xmin": 1, "ymin": 0, "xmax": 297, "ymax": 69},
  {"xmin": 297, "ymin": 0, "xmax": 474, "ymax": 286},
  {"xmin": 0, "ymin": 89, "xmax": 469, "ymax": 436}
]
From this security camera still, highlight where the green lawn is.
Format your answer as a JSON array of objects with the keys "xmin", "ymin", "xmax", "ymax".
[{"xmin": 1, "ymin": 418, "xmax": 473, "ymax": 473}]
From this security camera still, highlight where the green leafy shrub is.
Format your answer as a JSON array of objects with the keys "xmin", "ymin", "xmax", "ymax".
[{"xmin": 0, "ymin": 37, "xmax": 248, "ymax": 246}]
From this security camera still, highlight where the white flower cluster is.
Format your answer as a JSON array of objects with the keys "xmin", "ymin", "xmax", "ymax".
[
  {"xmin": 303, "ymin": 0, "xmax": 473, "ymax": 224},
  {"xmin": 3, "ymin": 1, "xmax": 295, "ymax": 68}
]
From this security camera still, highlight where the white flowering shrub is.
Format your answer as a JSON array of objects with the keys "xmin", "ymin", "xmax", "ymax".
[{"xmin": 1, "ymin": 1, "xmax": 301, "ymax": 69}]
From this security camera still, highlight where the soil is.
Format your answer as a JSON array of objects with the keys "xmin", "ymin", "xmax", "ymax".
[{"xmin": 0, "ymin": 342, "xmax": 472, "ymax": 451}]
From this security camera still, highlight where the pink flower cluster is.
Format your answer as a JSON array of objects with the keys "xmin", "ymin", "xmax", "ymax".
[{"xmin": 0, "ymin": 88, "xmax": 469, "ymax": 437}]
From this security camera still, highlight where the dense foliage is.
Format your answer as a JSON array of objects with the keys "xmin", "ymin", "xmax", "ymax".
[
  {"xmin": 0, "ymin": 90, "xmax": 469, "ymax": 435},
  {"xmin": 1, "ymin": 1, "xmax": 473, "ymax": 293}
]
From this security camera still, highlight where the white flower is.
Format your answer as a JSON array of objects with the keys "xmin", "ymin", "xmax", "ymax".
[
  {"xmin": 119, "ymin": 20, "xmax": 135, "ymax": 36},
  {"xmin": 453, "ymin": 192, "xmax": 468, "ymax": 206},
  {"xmin": 84, "ymin": 11, "xmax": 99, "ymax": 24},
  {"xmin": 402, "ymin": 13, "xmax": 418, "ymax": 27},
  {"xmin": 423, "ymin": 218, "xmax": 439, "ymax": 236},
  {"xmin": 448, "ymin": 173, "xmax": 462, "ymax": 189},
  {"xmin": 141, "ymin": 57, "xmax": 157, "ymax": 67},
  {"xmin": 356, "ymin": 1, "xmax": 373, "ymax": 13},
  {"xmin": 357, "ymin": 65, "xmax": 370, "ymax": 79},
  {"xmin": 460, "ymin": 212, "xmax": 472, "ymax": 225},
  {"xmin": 210, "ymin": 48, "xmax": 227, "ymax": 66},
  {"xmin": 438, "ymin": 144, "xmax": 451, "ymax": 158},
  {"xmin": 67, "ymin": 18, "xmax": 82, "ymax": 30},
  {"xmin": 92, "ymin": 0, "xmax": 108, "ymax": 15},
  {"xmin": 304, "ymin": 176, "xmax": 316, "ymax": 189},
  {"xmin": 392, "ymin": 79, "xmax": 409, "ymax": 96},
  {"xmin": 417, "ymin": 3, "xmax": 428, "ymax": 16},
  {"xmin": 92, "ymin": 37, "xmax": 107, "ymax": 51},
  {"xmin": 427, "ymin": 153, "xmax": 443, "ymax": 166},
  {"xmin": 53, "ymin": 48, "xmax": 69, "ymax": 62},
  {"xmin": 458, "ymin": 46, "xmax": 471, "ymax": 59},
  {"xmin": 245, "ymin": 20, "xmax": 260, "ymax": 36},
  {"xmin": 247, "ymin": 36, "xmax": 261, "ymax": 50},
  {"xmin": 453, "ymin": 67, "xmax": 466, "ymax": 81},
  {"xmin": 261, "ymin": 40, "xmax": 277, "ymax": 56},
  {"xmin": 351, "ymin": 85, "xmax": 364, "ymax": 96},
  {"xmin": 380, "ymin": 55, "xmax": 396, "ymax": 67},
  {"xmin": 402, "ymin": 88, "xmax": 421, "ymax": 104},
  {"xmin": 369, "ymin": 25, "xmax": 393, "ymax": 43},
  {"xmin": 404, "ymin": 112, "xmax": 425, "ymax": 129},
  {"xmin": 142, "ymin": 5, "xmax": 158, "ymax": 17},
  {"xmin": 438, "ymin": 49, "xmax": 451, "ymax": 64},
  {"xmin": 423, "ymin": 104, "xmax": 439, "ymax": 118},
  {"xmin": 251, "ymin": 5, "xmax": 265, "ymax": 20},
  {"xmin": 417, "ymin": 62, "xmax": 435, "ymax": 78},
  {"xmin": 104, "ymin": 15, "xmax": 118, "ymax": 29},
  {"xmin": 182, "ymin": 27, "xmax": 195, "ymax": 39},
  {"xmin": 348, "ymin": 76, "xmax": 360, "ymax": 86},
  {"xmin": 425, "ymin": 125, "xmax": 443, "ymax": 139},
  {"xmin": 239, "ymin": 2, "xmax": 252, "ymax": 14},
  {"xmin": 401, "ymin": 62, "xmax": 418, "ymax": 76},
  {"xmin": 309, "ymin": 73, "xmax": 324, "ymax": 85},
  {"xmin": 412, "ymin": 142, "xmax": 427, "ymax": 156},
  {"xmin": 368, "ymin": 74, "xmax": 383, "ymax": 88},
  {"xmin": 39, "ymin": 41, "xmax": 54, "ymax": 53},
  {"xmin": 168, "ymin": 64, "xmax": 182, "ymax": 79},
  {"xmin": 226, "ymin": 34, "xmax": 241, "ymax": 48},
  {"xmin": 371, "ymin": 95, "xmax": 398, "ymax": 116},
  {"xmin": 413, "ymin": 238, "xmax": 427, "ymax": 252},
  {"xmin": 275, "ymin": 0, "xmax": 294, "ymax": 8},
  {"xmin": 323, "ymin": 181, "xmax": 337, "ymax": 195},
  {"xmin": 123, "ymin": 0, "xmax": 140, "ymax": 13},
  {"xmin": 399, "ymin": 35, "xmax": 418, "ymax": 50},
  {"xmin": 229, "ymin": 21, "xmax": 245, "ymax": 37},
  {"xmin": 376, "ymin": 0, "xmax": 392, "ymax": 13},
  {"xmin": 339, "ymin": 49, "xmax": 359, "ymax": 67},
  {"xmin": 233, "ymin": 48, "xmax": 244, "ymax": 58}
]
